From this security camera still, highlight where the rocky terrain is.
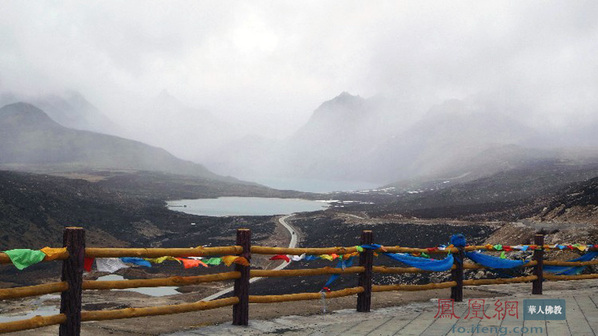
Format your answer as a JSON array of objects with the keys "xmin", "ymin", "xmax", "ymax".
[{"xmin": 0, "ymin": 169, "xmax": 296, "ymax": 287}]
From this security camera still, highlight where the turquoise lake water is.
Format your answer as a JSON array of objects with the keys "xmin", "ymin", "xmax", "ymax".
[{"xmin": 166, "ymin": 197, "xmax": 331, "ymax": 216}]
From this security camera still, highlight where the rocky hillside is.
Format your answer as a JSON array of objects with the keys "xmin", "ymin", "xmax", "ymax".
[
  {"xmin": 0, "ymin": 170, "xmax": 297, "ymax": 250},
  {"xmin": 534, "ymin": 176, "xmax": 598, "ymax": 224},
  {"xmin": 358, "ymin": 159, "xmax": 598, "ymax": 221}
]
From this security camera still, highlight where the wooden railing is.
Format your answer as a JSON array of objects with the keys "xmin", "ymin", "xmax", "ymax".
[{"xmin": 1, "ymin": 228, "xmax": 597, "ymax": 335}]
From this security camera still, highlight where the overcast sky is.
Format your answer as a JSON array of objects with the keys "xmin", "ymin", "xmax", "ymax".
[{"xmin": 1, "ymin": 1, "xmax": 597, "ymax": 136}]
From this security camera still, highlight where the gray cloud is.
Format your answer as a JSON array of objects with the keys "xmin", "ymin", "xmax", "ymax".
[{"xmin": 1, "ymin": 1, "xmax": 597, "ymax": 138}]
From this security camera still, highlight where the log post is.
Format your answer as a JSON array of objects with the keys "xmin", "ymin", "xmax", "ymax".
[
  {"xmin": 450, "ymin": 246, "xmax": 464, "ymax": 302},
  {"xmin": 532, "ymin": 233, "xmax": 544, "ymax": 295},
  {"xmin": 357, "ymin": 230, "xmax": 373, "ymax": 312},
  {"xmin": 59, "ymin": 227, "xmax": 85, "ymax": 336},
  {"xmin": 233, "ymin": 229, "xmax": 251, "ymax": 325}
]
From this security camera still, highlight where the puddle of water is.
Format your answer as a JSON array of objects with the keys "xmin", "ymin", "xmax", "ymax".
[
  {"xmin": 0, "ymin": 276, "xmax": 180, "ymax": 323},
  {"xmin": 96, "ymin": 274, "xmax": 180, "ymax": 296},
  {"xmin": 0, "ymin": 294, "xmax": 60, "ymax": 323}
]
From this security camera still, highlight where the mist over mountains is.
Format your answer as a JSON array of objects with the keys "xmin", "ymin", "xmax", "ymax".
[
  {"xmin": 0, "ymin": 102, "xmax": 223, "ymax": 180},
  {"xmin": 2, "ymin": 88, "xmax": 597, "ymax": 192},
  {"xmin": 205, "ymin": 91, "xmax": 598, "ymax": 188}
]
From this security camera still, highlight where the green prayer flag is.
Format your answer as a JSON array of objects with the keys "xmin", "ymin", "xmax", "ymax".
[
  {"xmin": 500, "ymin": 251, "xmax": 507, "ymax": 259},
  {"xmin": 356, "ymin": 246, "xmax": 364, "ymax": 252},
  {"xmin": 4, "ymin": 249, "xmax": 47, "ymax": 270},
  {"xmin": 206, "ymin": 257, "xmax": 222, "ymax": 266}
]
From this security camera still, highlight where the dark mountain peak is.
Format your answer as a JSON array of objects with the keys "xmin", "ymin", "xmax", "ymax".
[
  {"xmin": 0, "ymin": 102, "xmax": 60, "ymax": 129},
  {"xmin": 327, "ymin": 91, "xmax": 363, "ymax": 106},
  {"xmin": 309, "ymin": 91, "xmax": 366, "ymax": 123}
]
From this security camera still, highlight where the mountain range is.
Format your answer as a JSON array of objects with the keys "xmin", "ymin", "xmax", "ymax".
[
  {"xmin": 208, "ymin": 92, "xmax": 598, "ymax": 188},
  {"xmin": 2, "ymin": 89, "xmax": 597, "ymax": 193}
]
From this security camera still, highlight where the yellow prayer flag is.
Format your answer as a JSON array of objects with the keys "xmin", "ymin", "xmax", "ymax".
[
  {"xmin": 40, "ymin": 247, "xmax": 67, "ymax": 261},
  {"xmin": 221, "ymin": 255, "xmax": 239, "ymax": 266}
]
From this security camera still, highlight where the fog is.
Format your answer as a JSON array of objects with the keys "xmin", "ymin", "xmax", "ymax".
[{"xmin": 1, "ymin": 2, "xmax": 598, "ymax": 187}]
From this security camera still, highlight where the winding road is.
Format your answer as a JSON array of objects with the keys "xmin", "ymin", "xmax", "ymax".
[{"xmin": 201, "ymin": 214, "xmax": 297, "ymax": 301}]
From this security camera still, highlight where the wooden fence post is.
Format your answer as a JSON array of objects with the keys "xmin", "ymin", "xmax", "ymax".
[
  {"xmin": 59, "ymin": 227, "xmax": 85, "ymax": 336},
  {"xmin": 450, "ymin": 247, "xmax": 464, "ymax": 302},
  {"xmin": 357, "ymin": 230, "xmax": 373, "ymax": 312},
  {"xmin": 233, "ymin": 228, "xmax": 251, "ymax": 325},
  {"xmin": 532, "ymin": 233, "xmax": 544, "ymax": 295}
]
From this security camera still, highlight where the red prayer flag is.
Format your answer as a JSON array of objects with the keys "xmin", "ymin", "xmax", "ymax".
[
  {"xmin": 270, "ymin": 254, "xmax": 290, "ymax": 263},
  {"xmin": 84, "ymin": 257, "xmax": 94, "ymax": 272}
]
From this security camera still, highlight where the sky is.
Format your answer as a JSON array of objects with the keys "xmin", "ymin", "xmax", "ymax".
[{"xmin": 1, "ymin": 1, "xmax": 598, "ymax": 137}]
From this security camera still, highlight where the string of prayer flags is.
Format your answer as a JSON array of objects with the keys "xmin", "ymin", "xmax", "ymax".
[
  {"xmin": 40, "ymin": 247, "xmax": 67, "ymax": 261},
  {"xmin": 4, "ymin": 249, "xmax": 47, "ymax": 270},
  {"xmin": 121, "ymin": 257, "xmax": 152, "ymax": 268},
  {"xmin": 96, "ymin": 258, "xmax": 129, "ymax": 273},
  {"xmin": 270, "ymin": 254, "xmax": 290, "ymax": 263}
]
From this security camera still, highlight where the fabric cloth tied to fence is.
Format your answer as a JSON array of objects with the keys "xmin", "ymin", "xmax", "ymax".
[
  {"xmin": 465, "ymin": 252, "xmax": 526, "ymax": 269},
  {"xmin": 544, "ymin": 251, "xmax": 598, "ymax": 275},
  {"xmin": 322, "ymin": 257, "xmax": 355, "ymax": 288},
  {"xmin": 121, "ymin": 257, "xmax": 152, "ymax": 268},
  {"xmin": 96, "ymin": 258, "xmax": 129, "ymax": 273},
  {"xmin": 383, "ymin": 253, "xmax": 454, "ymax": 272},
  {"xmin": 4, "ymin": 249, "xmax": 47, "ymax": 270}
]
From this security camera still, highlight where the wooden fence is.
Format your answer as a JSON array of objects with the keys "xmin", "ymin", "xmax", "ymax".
[{"xmin": 1, "ymin": 228, "xmax": 598, "ymax": 335}]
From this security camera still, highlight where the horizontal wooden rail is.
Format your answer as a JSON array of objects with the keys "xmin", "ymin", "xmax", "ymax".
[
  {"xmin": 80, "ymin": 297, "xmax": 239, "ymax": 321},
  {"xmin": 248, "ymin": 286, "xmax": 364, "ymax": 303},
  {"xmin": 463, "ymin": 275, "xmax": 537, "ymax": 286},
  {"xmin": 251, "ymin": 246, "xmax": 359, "ymax": 255},
  {"xmin": 0, "ymin": 250, "xmax": 69, "ymax": 264},
  {"xmin": 544, "ymin": 274, "xmax": 598, "ymax": 281},
  {"xmin": 0, "ymin": 253, "xmax": 10, "ymax": 264},
  {"xmin": 0, "ymin": 314, "xmax": 66, "ymax": 334},
  {"xmin": 0, "ymin": 281, "xmax": 68, "ymax": 300},
  {"xmin": 85, "ymin": 246, "xmax": 242, "ymax": 258},
  {"xmin": 251, "ymin": 266, "xmax": 364, "ymax": 278},
  {"xmin": 372, "ymin": 281, "xmax": 457, "ymax": 292},
  {"xmin": 544, "ymin": 260, "xmax": 598, "ymax": 266},
  {"xmin": 83, "ymin": 272, "xmax": 240, "ymax": 290}
]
